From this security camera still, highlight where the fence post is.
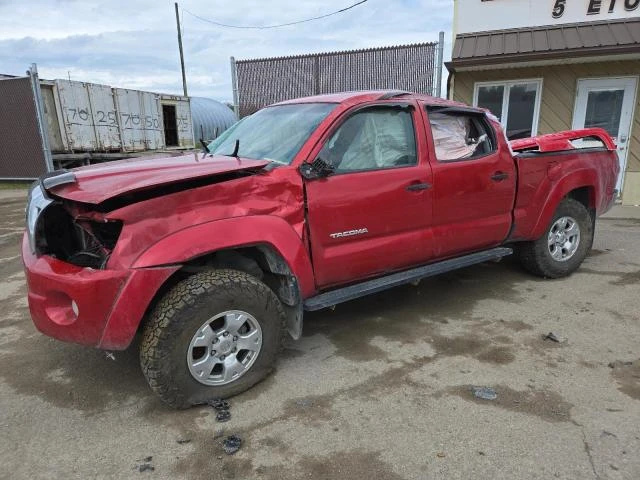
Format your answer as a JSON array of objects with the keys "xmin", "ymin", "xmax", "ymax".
[
  {"xmin": 230, "ymin": 56, "xmax": 239, "ymax": 119},
  {"xmin": 435, "ymin": 31, "xmax": 445, "ymax": 98},
  {"xmin": 28, "ymin": 63, "xmax": 53, "ymax": 172},
  {"xmin": 314, "ymin": 55, "xmax": 320, "ymax": 95}
]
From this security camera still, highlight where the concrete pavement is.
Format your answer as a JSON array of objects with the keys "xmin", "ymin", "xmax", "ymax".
[{"xmin": 0, "ymin": 192, "xmax": 638, "ymax": 480}]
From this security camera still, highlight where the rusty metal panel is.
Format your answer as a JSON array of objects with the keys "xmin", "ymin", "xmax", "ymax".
[
  {"xmin": 0, "ymin": 77, "xmax": 47, "ymax": 178},
  {"xmin": 175, "ymin": 98, "xmax": 194, "ymax": 148},
  {"xmin": 236, "ymin": 42, "xmax": 439, "ymax": 117}
]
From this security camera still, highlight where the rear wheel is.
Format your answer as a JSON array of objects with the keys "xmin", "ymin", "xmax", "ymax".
[
  {"xmin": 140, "ymin": 269, "xmax": 285, "ymax": 408},
  {"xmin": 517, "ymin": 198, "xmax": 593, "ymax": 278}
]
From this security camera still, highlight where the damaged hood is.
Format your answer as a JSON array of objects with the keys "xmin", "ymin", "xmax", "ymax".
[{"xmin": 46, "ymin": 153, "xmax": 270, "ymax": 204}]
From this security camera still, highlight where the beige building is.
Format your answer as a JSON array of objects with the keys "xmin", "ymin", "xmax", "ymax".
[{"xmin": 447, "ymin": 0, "xmax": 640, "ymax": 205}]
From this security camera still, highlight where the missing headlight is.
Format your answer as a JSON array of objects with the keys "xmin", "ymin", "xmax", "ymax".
[{"xmin": 41, "ymin": 203, "xmax": 122, "ymax": 269}]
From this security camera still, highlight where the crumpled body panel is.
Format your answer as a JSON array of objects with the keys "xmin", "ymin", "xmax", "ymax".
[
  {"xmin": 48, "ymin": 153, "xmax": 269, "ymax": 204},
  {"xmin": 510, "ymin": 128, "xmax": 616, "ymax": 153},
  {"xmin": 105, "ymin": 167, "xmax": 306, "ymax": 270}
]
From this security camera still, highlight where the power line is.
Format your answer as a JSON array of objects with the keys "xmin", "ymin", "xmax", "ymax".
[{"xmin": 182, "ymin": 0, "xmax": 368, "ymax": 30}]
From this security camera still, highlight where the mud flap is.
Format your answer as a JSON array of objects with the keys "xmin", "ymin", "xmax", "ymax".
[{"xmin": 284, "ymin": 302, "xmax": 303, "ymax": 340}]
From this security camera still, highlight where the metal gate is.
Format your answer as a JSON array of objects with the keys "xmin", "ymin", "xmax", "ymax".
[
  {"xmin": 0, "ymin": 67, "xmax": 52, "ymax": 179},
  {"xmin": 232, "ymin": 35, "xmax": 444, "ymax": 118}
]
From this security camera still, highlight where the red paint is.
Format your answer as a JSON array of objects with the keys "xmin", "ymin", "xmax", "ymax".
[
  {"xmin": 423, "ymin": 112, "xmax": 517, "ymax": 258},
  {"xmin": 22, "ymin": 91, "xmax": 619, "ymax": 350},
  {"xmin": 304, "ymin": 102, "xmax": 434, "ymax": 287},
  {"xmin": 22, "ymin": 234, "xmax": 177, "ymax": 348},
  {"xmin": 510, "ymin": 128, "xmax": 616, "ymax": 153},
  {"xmin": 48, "ymin": 152, "xmax": 269, "ymax": 204}
]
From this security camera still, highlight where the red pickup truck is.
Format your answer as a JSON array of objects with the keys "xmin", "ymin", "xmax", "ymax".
[{"xmin": 22, "ymin": 91, "xmax": 618, "ymax": 408}]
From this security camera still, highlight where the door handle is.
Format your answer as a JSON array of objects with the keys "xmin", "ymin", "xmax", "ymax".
[
  {"xmin": 406, "ymin": 182, "xmax": 431, "ymax": 192},
  {"xmin": 490, "ymin": 172, "xmax": 509, "ymax": 182}
]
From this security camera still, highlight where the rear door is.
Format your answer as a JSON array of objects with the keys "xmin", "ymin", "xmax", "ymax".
[
  {"xmin": 305, "ymin": 103, "xmax": 434, "ymax": 288},
  {"xmin": 424, "ymin": 106, "xmax": 516, "ymax": 258}
]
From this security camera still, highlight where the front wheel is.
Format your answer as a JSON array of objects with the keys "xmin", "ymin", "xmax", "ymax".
[
  {"xmin": 517, "ymin": 198, "xmax": 593, "ymax": 279},
  {"xmin": 140, "ymin": 269, "xmax": 286, "ymax": 409}
]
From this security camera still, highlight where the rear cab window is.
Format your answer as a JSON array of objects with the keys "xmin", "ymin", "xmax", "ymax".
[{"xmin": 425, "ymin": 106, "xmax": 497, "ymax": 162}]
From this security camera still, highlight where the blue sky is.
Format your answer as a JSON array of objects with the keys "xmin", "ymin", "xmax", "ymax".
[{"xmin": 0, "ymin": 0, "xmax": 453, "ymax": 101}]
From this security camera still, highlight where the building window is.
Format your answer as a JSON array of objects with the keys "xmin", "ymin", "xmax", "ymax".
[{"xmin": 473, "ymin": 79, "xmax": 543, "ymax": 140}]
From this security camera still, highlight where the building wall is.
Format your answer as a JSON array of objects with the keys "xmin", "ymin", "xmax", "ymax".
[
  {"xmin": 454, "ymin": 0, "xmax": 640, "ymax": 35},
  {"xmin": 452, "ymin": 60, "xmax": 640, "ymax": 203}
]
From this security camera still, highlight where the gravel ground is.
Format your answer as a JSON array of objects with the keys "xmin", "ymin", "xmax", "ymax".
[{"xmin": 0, "ymin": 190, "xmax": 638, "ymax": 480}]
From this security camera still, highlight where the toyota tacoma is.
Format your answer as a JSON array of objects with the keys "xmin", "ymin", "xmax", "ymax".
[{"xmin": 22, "ymin": 91, "xmax": 619, "ymax": 408}]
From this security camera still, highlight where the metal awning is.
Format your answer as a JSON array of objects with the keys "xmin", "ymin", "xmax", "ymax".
[{"xmin": 447, "ymin": 18, "xmax": 640, "ymax": 71}]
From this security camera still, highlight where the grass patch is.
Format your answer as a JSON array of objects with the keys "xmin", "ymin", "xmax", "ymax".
[{"xmin": 0, "ymin": 181, "xmax": 32, "ymax": 190}]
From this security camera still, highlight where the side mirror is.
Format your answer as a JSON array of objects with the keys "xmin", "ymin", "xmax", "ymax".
[{"xmin": 299, "ymin": 157, "xmax": 335, "ymax": 180}]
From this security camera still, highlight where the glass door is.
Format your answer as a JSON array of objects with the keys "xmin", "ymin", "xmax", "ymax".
[{"xmin": 573, "ymin": 77, "xmax": 638, "ymax": 191}]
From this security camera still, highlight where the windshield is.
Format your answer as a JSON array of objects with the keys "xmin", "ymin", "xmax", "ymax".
[
  {"xmin": 210, "ymin": 103, "xmax": 336, "ymax": 164},
  {"xmin": 207, "ymin": 117, "xmax": 247, "ymax": 152}
]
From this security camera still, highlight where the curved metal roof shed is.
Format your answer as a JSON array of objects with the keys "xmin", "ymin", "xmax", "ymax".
[{"xmin": 190, "ymin": 97, "xmax": 237, "ymax": 142}]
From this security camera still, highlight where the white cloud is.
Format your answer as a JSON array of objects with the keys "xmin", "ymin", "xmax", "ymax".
[{"xmin": 0, "ymin": 0, "xmax": 453, "ymax": 101}]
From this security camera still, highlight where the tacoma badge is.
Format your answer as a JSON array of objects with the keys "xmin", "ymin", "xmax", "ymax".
[{"xmin": 329, "ymin": 228, "xmax": 369, "ymax": 239}]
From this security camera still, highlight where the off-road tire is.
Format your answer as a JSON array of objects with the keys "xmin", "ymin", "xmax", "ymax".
[
  {"xmin": 140, "ymin": 269, "xmax": 286, "ymax": 409},
  {"xmin": 517, "ymin": 198, "xmax": 593, "ymax": 279}
]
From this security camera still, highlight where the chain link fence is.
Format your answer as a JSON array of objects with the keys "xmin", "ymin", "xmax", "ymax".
[{"xmin": 233, "ymin": 38, "xmax": 443, "ymax": 118}]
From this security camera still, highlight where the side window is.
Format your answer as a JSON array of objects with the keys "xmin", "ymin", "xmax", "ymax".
[
  {"xmin": 319, "ymin": 107, "xmax": 417, "ymax": 172},
  {"xmin": 427, "ymin": 111, "xmax": 496, "ymax": 162}
]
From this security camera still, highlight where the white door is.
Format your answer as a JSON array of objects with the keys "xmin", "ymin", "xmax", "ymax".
[{"xmin": 573, "ymin": 77, "xmax": 638, "ymax": 191}]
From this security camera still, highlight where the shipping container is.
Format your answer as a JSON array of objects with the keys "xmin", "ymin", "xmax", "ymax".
[
  {"xmin": 160, "ymin": 94, "xmax": 194, "ymax": 148},
  {"xmin": 41, "ymin": 79, "xmax": 194, "ymax": 154},
  {"xmin": 113, "ymin": 88, "xmax": 163, "ymax": 151}
]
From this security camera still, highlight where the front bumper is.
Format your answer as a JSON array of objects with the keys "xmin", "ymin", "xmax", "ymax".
[{"xmin": 22, "ymin": 233, "xmax": 178, "ymax": 350}]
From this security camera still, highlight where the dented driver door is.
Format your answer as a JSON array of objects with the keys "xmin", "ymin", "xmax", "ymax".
[{"xmin": 304, "ymin": 103, "xmax": 434, "ymax": 289}]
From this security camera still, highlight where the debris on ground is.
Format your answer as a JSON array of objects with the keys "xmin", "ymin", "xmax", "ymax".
[
  {"xmin": 208, "ymin": 398, "xmax": 232, "ymax": 422},
  {"xmin": 472, "ymin": 386, "xmax": 497, "ymax": 401},
  {"xmin": 176, "ymin": 439, "xmax": 191, "ymax": 444},
  {"xmin": 542, "ymin": 332, "xmax": 567, "ymax": 343},
  {"xmin": 136, "ymin": 456, "xmax": 154, "ymax": 473},
  {"xmin": 608, "ymin": 360, "xmax": 633, "ymax": 369},
  {"xmin": 222, "ymin": 435, "xmax": 242, "ymax": 455},
  {"xmin": 436, "ymin": 452, "xmax": 446, "ymax": 458},
  {"xmin": 208, "ymin": 398, "xmax": 230, "ymax": 411},
  {"xmin": 295, "ymin": 398, "xmax": 314, "ymax": 408},
  {"xmin": 216, "ymin": 410, "xmax": 231, "ymax": 422}
]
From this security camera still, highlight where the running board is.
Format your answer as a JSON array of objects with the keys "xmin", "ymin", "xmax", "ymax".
[{"xmin": 303, "ymin": 247, "xmax": 513, "ymax": 311}]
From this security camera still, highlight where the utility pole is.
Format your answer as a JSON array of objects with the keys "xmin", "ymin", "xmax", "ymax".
[
  {"xmin": 175, "ymin": 2, "xmax": 188, "ymax": 97},
  {"xmin": 435, "ymin": 31, "xmax": 445, "ymax": 98},
  {"xmin": 230, "ymin": 57, "xmax": 239, "ymax": 119}
]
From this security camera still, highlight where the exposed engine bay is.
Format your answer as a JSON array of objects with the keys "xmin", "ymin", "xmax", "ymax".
[{"xmin": 39, "ymin": 201, "xmax": 122, "ymax": 269}]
